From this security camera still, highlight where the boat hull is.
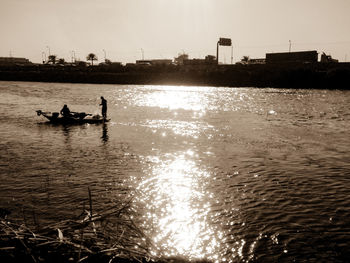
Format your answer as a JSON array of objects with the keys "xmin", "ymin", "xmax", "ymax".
[
  {"xmin": 36, "ymin": 110, "xmax": 110, "ymax": 124},
  {"xmin": 45, "ymin": 116, "xmax": 110, "ymax": 124}
]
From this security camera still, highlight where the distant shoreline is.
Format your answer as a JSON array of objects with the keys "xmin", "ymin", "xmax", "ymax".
[{"xmin": 1, "ymin": 63, "xmax": 349, "ymax": 89}]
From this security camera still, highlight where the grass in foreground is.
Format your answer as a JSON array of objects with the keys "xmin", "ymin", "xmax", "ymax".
[{"xmin": 0, "ymin": 188, "xmax": 153, "ymax": 263}]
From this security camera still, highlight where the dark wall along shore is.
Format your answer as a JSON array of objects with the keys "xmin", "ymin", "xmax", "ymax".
[{"xmin": 0, "ymin": 62, "xmax": 349, "ymax": 89}]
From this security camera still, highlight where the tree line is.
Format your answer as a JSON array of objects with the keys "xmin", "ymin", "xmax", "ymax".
[{"xmin": 46, "ymin": 53, "xmax": 99, "ymax": 65}]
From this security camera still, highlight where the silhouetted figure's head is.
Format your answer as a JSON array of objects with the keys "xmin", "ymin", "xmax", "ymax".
[{"xmin": 60, "ymin": 104, "xmax": 71, "ymax": 117}]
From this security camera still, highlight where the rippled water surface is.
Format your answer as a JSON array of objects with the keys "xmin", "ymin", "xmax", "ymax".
[{"xmin": 1, "ymin": 81, "xmax": 350, "ymax": 262}]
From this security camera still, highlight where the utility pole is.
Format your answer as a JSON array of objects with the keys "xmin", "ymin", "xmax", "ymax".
[
  {"xmin": 231, "ymin": 45, "xmax": 233, "ymax": 64},
  {"xmin": 72, "ymin": 51, "xmax": 76, "ymax": 62},
  {"xmin": 289, "ymin": 40, "xmax": 291, "ymax": 52},
  {"xmin": 71, "ymin": 51, "xmax": 75, "ymax": 63},
  {"xmin": 42, "ymin": 52, "xmax": 46, "ymax": 63},
  {"xmin": 216, "ymin": 40, "xmax": 219, "ymax": 65}
]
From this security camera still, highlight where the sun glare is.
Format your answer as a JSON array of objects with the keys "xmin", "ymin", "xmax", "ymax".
[
  {"xmin": 132, "ymin": 85, "xmax": 211, "ymax": 111},
  {"xmin": 136, "ymin": 151, "xmax": 221, "ymax": 260}
]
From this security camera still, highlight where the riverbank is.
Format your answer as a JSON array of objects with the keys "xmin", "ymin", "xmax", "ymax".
[{"xmin": 0, "ymin": 62, "xmax": 349, "ymax": 88}]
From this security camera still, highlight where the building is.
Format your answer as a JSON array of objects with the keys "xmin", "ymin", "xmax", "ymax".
[
  {"xmin": 136, "ymin": 59, "xmax": 173, "ymax": 66},
  {"xmin": 150, "ymin": 59, "xmax": 173, "ymax": 66},
  {"xmin": 266, "ymin": 51, "xmax": 318, "ymax": 64},
  {"xmin": 136, "ymin": 60, "xmax": 152, "ymax": 66},
  {"xmin": 183, "ymin": 55, "xmax": 217, "ymax": 66},
  {"xmin": 248, "ymin": 58, "xmax": 266, "ymax": 64},
  {"xmin": 237, "ymin": 57, "xmax": 266, "ymax": 64},
  {"xmin": 0, "ymin": 57, "xmax": 32, "ymax": 66}
]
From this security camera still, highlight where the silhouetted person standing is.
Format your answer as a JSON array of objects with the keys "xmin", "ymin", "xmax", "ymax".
[
  {"xmin": 100, "ymin": 96, "xmax": 107, "ymax": 119},
  {"xmin": 60, "ymin": 104, "xmax": 71, "ymax": 118}
]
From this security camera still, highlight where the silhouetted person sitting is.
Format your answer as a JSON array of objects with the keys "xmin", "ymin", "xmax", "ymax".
[
  {"xmin": 60, "ymin": 104, "xmax": 71, "ymax": 118},
  {"xmin": 100, "ymin": 96, "xmax": 107, "ymax": 119}
]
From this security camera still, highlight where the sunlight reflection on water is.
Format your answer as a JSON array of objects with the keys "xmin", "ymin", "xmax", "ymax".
[
  {"xmin": 136, "ymin": 151, "xmax": 224, "ymax": 261},
  {"xmin": 131, "ymin": 85, "xmax": 210, "ymax": 111},
  {"xmin": 130, "ymin": 85, "xmax": 249, "ymax": 261},
  {"xmin": 143, "ymin": 119, "xmax": 214, "ymax": 138}
]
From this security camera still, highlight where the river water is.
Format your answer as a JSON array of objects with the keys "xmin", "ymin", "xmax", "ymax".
[{"xmin": 0, "ymin": 81, "xmax": 349, "ymax": 262}]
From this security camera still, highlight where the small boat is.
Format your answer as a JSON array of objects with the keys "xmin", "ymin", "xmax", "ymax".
[{"xmin": 36, "ymin": 110, "xmax": 110, "ymax": 124}]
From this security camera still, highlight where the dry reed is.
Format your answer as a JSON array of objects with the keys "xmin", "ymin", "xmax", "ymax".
[{"xmin": 0, "ymin": 188, "xmax": 154, "ymax": 263}]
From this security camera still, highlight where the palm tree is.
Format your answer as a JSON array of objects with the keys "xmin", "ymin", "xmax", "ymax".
[
  {"xmin": 86, "ymin": 53, "xmax": 98, "ymax": 66},
  {"xmin": 241, "ymin": 56, "xmax": 250, "ymax": 63},
  {"xmin": 58, "ymin": 58, "xmax": 65, "ymax": 65},
  {"xmin": 48, "ymin": 55, "xmax": 57, "ymax": 64}
]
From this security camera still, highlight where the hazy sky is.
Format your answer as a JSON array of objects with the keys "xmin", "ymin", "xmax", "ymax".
[{"xmin": 1, "ymin": 0, "xmax": 349, "ymax": 63}]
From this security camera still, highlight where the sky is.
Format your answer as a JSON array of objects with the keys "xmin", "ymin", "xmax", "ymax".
[{"xmin": 1, "ymin": 0, "xmax": 350, "ymax": 64}]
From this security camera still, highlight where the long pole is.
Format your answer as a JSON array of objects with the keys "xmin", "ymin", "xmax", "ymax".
[{"xmin": 46, "ymin": 46, "xmax": 51, "ymax": 56}]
